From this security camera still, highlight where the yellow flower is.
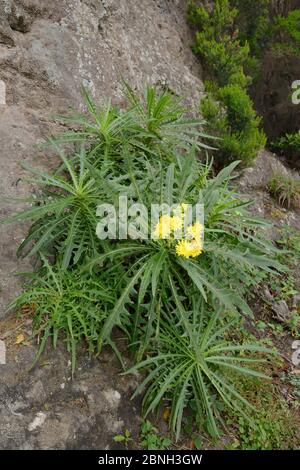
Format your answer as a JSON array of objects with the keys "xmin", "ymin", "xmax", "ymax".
[
  {"xmin": 173, "ymin": 203, "xmax": 189, "ymax": 218},
  {"xmin": 175, "ymin": 239, "xmax": 203, "ymax": 258},
  {"xmin": 154, "ymin": 214, "xmax": 172, "ymax": 238},
  {"xmin": 171, "ymin": 215, "xmax": 183, "ymax": 231},
  {"xmin": 154, "ymin": 215, "xmax": 183, "ymax": 239},
  {"xmin": 181, "ymin": 203, "xmax": 189, "ymax": 212},
  {"xmin": 186, "ymin": 222, "xmax": 204, "ymax": 240}
]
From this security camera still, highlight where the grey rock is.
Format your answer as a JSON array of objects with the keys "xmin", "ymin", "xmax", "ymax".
[
  {"xmin": 0, "ymin": 25, "xmax": 15, "ymax": 46},
  {"xmin": 293, "ymin": 294, "xmax": 300, "ymax": 310},
  {"xmin": 0, "ymin": 343, "xmax": 141, "ymax": 449},
  {"xmin": 237, "ymin": 149, "xmax": 292, "ymax": 192},
  {"xmin": 236, "ymin": 150, "xmax": 300, "ymax": 239},
  {"xmin": 262, "ymin": 286, "xmax": 274, "ymax": 303},
  {"xmin": 25, "ymin": 379, "xmax": 46, "ymax": 403},
  {"xmin": 272, "ymin": 300, "xmax": 291, "ymax": 323}
]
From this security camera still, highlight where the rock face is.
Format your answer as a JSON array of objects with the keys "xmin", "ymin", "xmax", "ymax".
[
  {"xmin": 0, "ymin": 0, "xmax": 204, "ymax": 320},
  {"xmin": 237, "ymin": 149, "xmax": 300, "ymax": 234}
]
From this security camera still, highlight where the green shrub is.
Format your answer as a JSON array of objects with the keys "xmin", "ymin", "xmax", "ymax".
[
  {"xmin": 188, "ymin": 1, "xmax": 266, "ymax": 167},
  {"xmin": 56, "ymin": 83, "xmax": 211, "ymax": 164},
  {"xmin": 231, "ymin": 0, "xmax": 271, "ymax": 57},
  {"xmin": 188, "ymin": 0, "xmax": 250, "ymax": 88},
  {"xmin": 188, "ymin": 1, "xmax": 300, "ymax": 170},
  {"xmin": 201, "ymin": 85, "xmax": 266, "ymax": 166},
  {"xmin": 274, "ymin": 10, "xmax": 300, "ymax": 53},
  {"xmin": 4, "ymin": 148, "xmax": 106, "ymax": 269},
  {"xmin": 230, "ymin": 2, "xmax": 300, "ymax": 58},
  {"xmin": 127, "ymin": 305, "xmax": 274, "ymax": 439},
  {"xmin": 275, "ymin": 132, "xmax": 300, "ymax": 163},
  {"xmin": 218, "ymin": 84, "xmax": 260, "ymax": 132},
  {"xmin": 9, "ymin": 257, "xmax": 116, "ymax": 374},
  {"xmin": 4, "ymin": 85, "xmax": 283, "ymax": 440},
  {"xmin": 4, "ymin": 86, "xmax": 211, "ymax": 268},
  {"xmin": 268, "ymin": 173, "xmax": 300, "ymax": 208}
]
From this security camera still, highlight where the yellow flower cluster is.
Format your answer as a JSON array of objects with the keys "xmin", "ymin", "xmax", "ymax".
[
  {"xmin": 187, "ymin": 221, "xmax": 203, "ymax": 240},
  {"xmin": 175, "ymin": 239, "xmax": 203, "ymax": 258},
  {"xmin": 154, "ymin": 214, "xmax": 182, "ymax": 239},
  {"xmin": 175, "ymin": 221, "xmax": 204, "ymax": 258},
  {"xmin": 154, "ymin": 207, "xmax": 204, "ymax": 259}
]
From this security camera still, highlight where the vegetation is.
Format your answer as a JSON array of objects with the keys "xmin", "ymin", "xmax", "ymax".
[
  {"xmin": 268, "ymin": 173, "xmax": 300, "ymax": 208},
  {"xmin": 0, "ymin": 0, "xmax": 299, "ymax": 453},
  {"xmin": 189, "ymin": 1, "xmax": 300, "ymax": 166},
  {"xmin": 201, "ymin": 84, "xmax": 266, "ymax": 166},
  {"xmin": 232, "ymin": 3, "xmax": 300, "ymax": 153},
  {"xmin": 275, "ymin": 132, "xmax": 300, "ymax": 165},
  {"xmin": 113, "ymin": 429, "xmax": 133, "ymax": 448},
  {"xmin": 126, "ymin": 307, "xmax": 274, "ymax": 439},
  {"xmin": 188, "ymin": 0, "xmax": 266, "ymax": 167},
  {"xmin": 230, "ymin": 0, "xmax": 271, "ymax": 58},
  {"xmin": 9, "ymin": 257, "xmax": 116, "ymax": 374},
  {"xmin": 188, "ymin": 0, "xmax": 250, "ymax": 88},
  {"xmin": 227, "ymin": 375, "xmax": 299, "ymax": 449},
  {"xmin": 274, "ymin": 9, "xmax": 300, "ymax": 54},
  {"xmin": 3, "ymin": 85, "xmax": 286, "ymax": 443},
  {"xmin": 140, "ymin": 421, "xmax": 172, "ymax": 450},
  {"xmin": 230, "ymin": 1, "xmax": 300, "ymax": 58}
]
